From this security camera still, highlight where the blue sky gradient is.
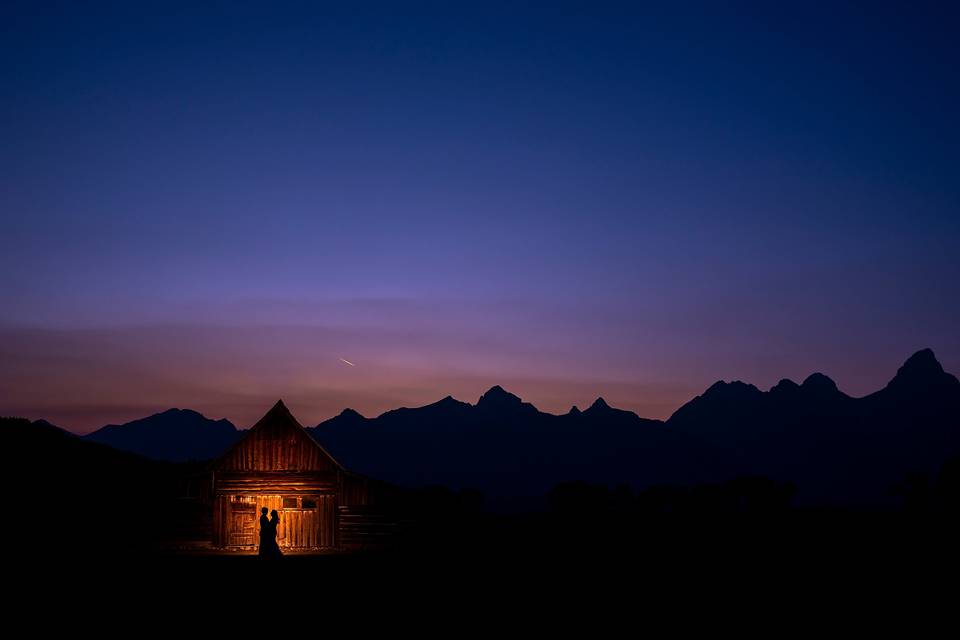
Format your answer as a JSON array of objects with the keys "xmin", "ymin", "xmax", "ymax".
[{"xmin": 2, "ymin": 2, "xmax": 958, "ymax": 430}]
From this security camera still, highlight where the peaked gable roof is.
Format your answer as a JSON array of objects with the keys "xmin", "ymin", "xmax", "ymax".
[{"xmin": 212, "ymin": 400, "xmax": 343, "ymax": 472}]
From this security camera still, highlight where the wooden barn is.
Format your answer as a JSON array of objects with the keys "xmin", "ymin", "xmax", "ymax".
[{"xmin": 209, "ymin": 399, "xmax": 389, "ymax": 551}]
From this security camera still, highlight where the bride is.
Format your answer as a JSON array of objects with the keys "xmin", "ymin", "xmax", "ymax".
[{"xmin": 260, "ymin": 509, "xmax": 283, "ymax": 559}]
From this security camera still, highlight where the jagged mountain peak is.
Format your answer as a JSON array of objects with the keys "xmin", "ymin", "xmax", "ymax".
[
  {"xmin": 477, "ymin": 385, "xmax": 526, "ymax": 411},
  {"xmin": 587, "ymin": 397, "xmax": 611, "ymax": 411},
  {"xmin": 899, "ymin": 348, "xmax": 942, "ymax": 374},
  {"xmin": 702, "ymin": 380, "xmax": 762, "ymax": 399},
  {"xmin": 770, "ymin": 378, "xmax": 800, "ymax": 394},
  {"xmin": 891, "ymin": 348, "xmax": 947, "ymax": 382},
  {"xmin": 161, "ymin": 407, "xmax": 201, "ymax": 415},
  {"xmin": 479, "ymin": 384, "xmax": 516, "ymax": 400},
  {"xmin": 801, "ymin": 372, "xmax": 839, "ymax": 394}
]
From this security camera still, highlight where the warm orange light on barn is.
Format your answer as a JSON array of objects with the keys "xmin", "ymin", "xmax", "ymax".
[{"xmin": 209, "ymin": 400, "xmax": 374, "ymax": 551}]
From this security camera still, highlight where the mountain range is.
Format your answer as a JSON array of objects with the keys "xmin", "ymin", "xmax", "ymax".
[{"xmin": 73, "ymin": 348, "xmax": 960, "ymax": 506}]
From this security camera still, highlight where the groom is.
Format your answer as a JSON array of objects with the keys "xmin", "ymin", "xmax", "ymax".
[{"xmin": 258, "ymin": 507, "xmax": 270, "ymax": 556}]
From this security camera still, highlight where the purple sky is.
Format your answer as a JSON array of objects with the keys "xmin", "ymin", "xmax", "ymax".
[{"xmin": 2, "ymin": 2, "xmax": 958, "ymax": 432}]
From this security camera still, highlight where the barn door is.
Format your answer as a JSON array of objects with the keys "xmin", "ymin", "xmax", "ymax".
[{"xmin": 228, "ymin": 498, "xmax": 257, "ymax": 547}]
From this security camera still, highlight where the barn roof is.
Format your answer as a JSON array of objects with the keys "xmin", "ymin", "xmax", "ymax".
[{"xmin": 211, "ymin": 399, "xmax": 344, "ymax": 472}]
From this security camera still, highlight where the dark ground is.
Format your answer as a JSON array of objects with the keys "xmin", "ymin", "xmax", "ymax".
[
  {"xmin": 4, "ymin": 415, "xmax": 957, "ymax": 623},
  {"xmin": 10, "ymin": 509, "xmax": 956, "ymax": 633}
]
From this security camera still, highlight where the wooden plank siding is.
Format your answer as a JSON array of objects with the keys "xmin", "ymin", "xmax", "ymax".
[
  {"xmin": 341, "ymin": 472, "xmax": 370, "ymax": 507},
  {"xmin": 214, "ymin": 471, "xmax": 339, "ymax": 494},
  {"xmin": 216, "ymin": 433, "xmax": 341, "ymax": 473},
  {"xmin": 213, "ymin": 495, "xmax": 224, "ymax": 547}
]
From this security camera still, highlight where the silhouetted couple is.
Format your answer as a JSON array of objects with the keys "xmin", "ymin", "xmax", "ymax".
[{"xmin": 258, "ymin": 507, "xmax": 282, "ymax": 559}]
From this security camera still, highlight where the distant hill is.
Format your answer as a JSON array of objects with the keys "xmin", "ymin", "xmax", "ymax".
[
  {"xmin": 83, "ymin": 408, "xmax": 242, "ymax": 462},
  {"xmin": 3, "ymin": 415, "xmax": 163, "ymax": 475}
]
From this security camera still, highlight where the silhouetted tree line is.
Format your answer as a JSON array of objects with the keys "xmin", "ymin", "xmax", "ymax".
[
  {"xmin": 355, "ymin": 480, "xmax": 485, "ymax": 520},
  {"xmin": 894, "ymin": 456, "xmax": 960, "ymax": 517},
  {"xmin": 548, "ymin": 476, "xmax": 797, "ymax": 517}
]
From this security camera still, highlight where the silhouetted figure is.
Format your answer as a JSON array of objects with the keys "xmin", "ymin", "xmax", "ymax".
[
  {"xmin": 257, "ymin": 507, "xmax": 271, "ymax": 558},
  {"xmin": 265, "ymin": 509, "xmax": 283, "ymax": 558}
]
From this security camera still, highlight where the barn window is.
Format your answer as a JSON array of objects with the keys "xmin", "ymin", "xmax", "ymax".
[
  {"xmin": 282, "ymin": 497, "xmax": 299, "ymax": 509},
  {"xmin": 302, "ymin": 498, "xmax": 317, "ymax": 509}
]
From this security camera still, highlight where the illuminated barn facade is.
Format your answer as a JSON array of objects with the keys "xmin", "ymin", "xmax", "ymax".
[{"xmin": 210, "ymin": 400, "xmax": 377, "ymax": 551}]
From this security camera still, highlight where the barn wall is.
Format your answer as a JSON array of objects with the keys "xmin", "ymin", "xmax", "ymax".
[
  {"xmin": 213, "ymin": 495, "xmax": 225, "ymax": 547},
  {"xmin": 216, "ymin": 492, "xmax": 338, "ymax": 549},
  {"xmin": 342, "ymin": 473, "xmax": 370, "ymax": 506}
]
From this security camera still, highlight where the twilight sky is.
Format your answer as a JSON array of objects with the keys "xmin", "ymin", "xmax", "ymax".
[{"xmin": 2, "ymin": 2, "xmax": 958, "ymax": 433}]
